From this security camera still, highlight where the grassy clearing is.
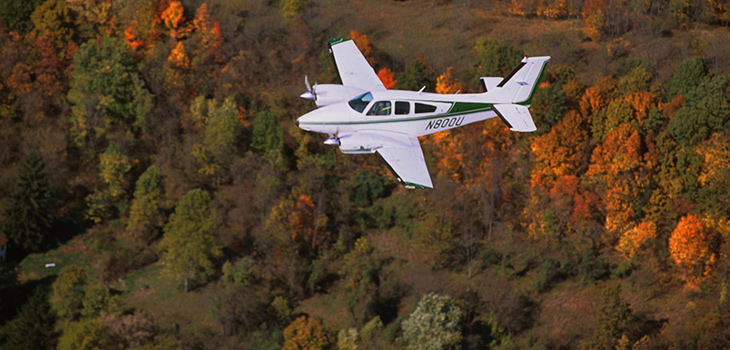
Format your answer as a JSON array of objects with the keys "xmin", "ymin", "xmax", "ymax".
[{"xmin": 18, "ymin": 241, "xmax": 91, "ymax": 282}]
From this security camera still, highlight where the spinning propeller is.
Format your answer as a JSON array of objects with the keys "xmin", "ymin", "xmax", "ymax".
[{"xmin": 300, "ymin": 75, "xmax": 317, "ymax": 101}]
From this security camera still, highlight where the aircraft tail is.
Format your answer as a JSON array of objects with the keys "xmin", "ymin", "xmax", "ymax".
[{"xmin": 486, "ymin": 56, "xmax": 550, "ymax": 106}]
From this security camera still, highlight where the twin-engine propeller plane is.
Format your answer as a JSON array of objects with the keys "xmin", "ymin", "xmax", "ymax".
[{"xmin": 296, "ymin": 38, "xmax": 550, "ymax": 189}]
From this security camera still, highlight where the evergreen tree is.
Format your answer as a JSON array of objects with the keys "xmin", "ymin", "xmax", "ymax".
[
  {"xmin": 4, "ymin": 286, "xmax": 57, "ymax": 350},
  {"xmin": 4, "ymin": 152, "xmax": 53, "ymax": 255},
  {"xmin": 159, "ymin": 189, "xmax": 221, "ymax": 292},
  {"xmin": 396, "ymin": 58, "xmax": 433, "ymax": 91}
]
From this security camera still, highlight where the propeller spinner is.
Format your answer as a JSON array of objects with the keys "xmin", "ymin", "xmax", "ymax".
[{"xmin": 300, "ymin": 75, "xmax": 316, "ymax": 101}]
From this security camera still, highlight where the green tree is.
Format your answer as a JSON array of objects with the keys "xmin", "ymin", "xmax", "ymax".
[
  {"xmin": 667, "ymin": 75, "xmax": 730, "ymax": 147},
  {"xmin": 250, "ymin": 110, "xmax": 284, "ymax": 163},
  {"xmin": 87, "ymin": 143, "xmax": 132, "ymax": 223},
  {"xmin": 340, "ymin": 238, "xmax": 388, "ymax": 321},
  {"xmin": 67, "ymin": 36, "xmax": 151, "ymax": 150},
  {"xmin": 99, "ymin": 143, "xmax": 132, "ymax": 200},
  {"xmin": 403, "ymin": 293, "xmax": 463, "ymax": 350},
  {"xmin": 81, "ymin": 284, "xmax": 120, "ymax": 318},
  {"xmin": 665, "ymin": 57, "xmax": 708, "ymax": 100},
  {"xmin": 31, "ymin": 0, "xmax": 75, "ymax": 50},
  {"xmin": 4, "ymin": 286, "xmax": 57, "ymax": 350},
  {"xmin": 617, "ymin": 66, "xmax": 652, "ymax": 95},
  {"xmin": 592, "ymin": 285, "xmax": 633, "ymax": 349},
  {"xmin": 0, "ymin": 0, "xmax": 44, "ymax": 32},
  {"xmin": 50, "ymin": 264, "xmax": 87, "ymax": 320},
  {"xmin": 159, "ymin": 189, "xmax": 221, "ymax": 292},
  {"xmin": 281, "ymin": 0, "xmax": 309, "ymax": 21},
  {"xmin": 4, "ymin": 152, "xmax": 53, "ymax": 254},
  {"xmin": 193, "ymin": 97, "xmax": 241, "ymax": 183},
  {"xmin": 57, "ymin": 319, "xmax": 108, "ymax": 350},
  {"xmin": 126, "ymin": 165, "xmax": 165, "ymax": 242},
  {"xmin": 473, "ymin": 37, "xmax": 524, "ymax": 77},
  {"xmin": 351, "ymin": 170, "xmax": 388, "ymax": 207},
  {"xmin": 397, "ymin": 58, "xmax": 433, "ymax": 91}
]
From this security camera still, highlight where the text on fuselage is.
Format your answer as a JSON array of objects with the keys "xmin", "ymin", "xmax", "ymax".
[{"xmin": 426, "ymin": 116, "xmax": 464, "ymax": 130}]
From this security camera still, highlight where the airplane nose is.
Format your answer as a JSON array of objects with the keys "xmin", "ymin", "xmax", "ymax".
[{"xmin": 295, "ymin": 119, "xmax": 299, "ymax": 127}]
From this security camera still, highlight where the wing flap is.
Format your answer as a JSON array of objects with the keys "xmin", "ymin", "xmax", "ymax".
[
  {"xmin": 376, "ymin": 136, "xmax": 433, "ymax": 189},
  {"xmin": 329, "ymin": 39, "xmax": 386, "ymax": 92}
]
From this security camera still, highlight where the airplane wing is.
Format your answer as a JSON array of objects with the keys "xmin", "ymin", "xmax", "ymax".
[
  {"xmin": 328, "ymin": 38, "xmax": 386, "ymax": 92},
  {"xmin": 375, "ymin": 134, "xmax": 433, "ymax": 189}
]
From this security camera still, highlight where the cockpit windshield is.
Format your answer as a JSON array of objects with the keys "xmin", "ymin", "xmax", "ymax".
[{"xmin": 348, "ymin": 92, "xmax": 373, "ymax": 113}]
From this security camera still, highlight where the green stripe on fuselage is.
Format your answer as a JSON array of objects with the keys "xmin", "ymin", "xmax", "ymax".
[
  {"xmin": 447, "ymin": 102, "xmax": 492, "ymax": 114},
  {"xmin": 298, "ymin": 105, "xmax": 493, "ymax": 126},
  {"xmin": 327, "ymin": 38, "xmax": 350, "ymax": 46}
]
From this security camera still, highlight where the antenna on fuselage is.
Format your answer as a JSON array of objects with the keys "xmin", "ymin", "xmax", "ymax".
[{"xmin": 417, "ymin": 86, "xmax": 426, "ymax": 94}]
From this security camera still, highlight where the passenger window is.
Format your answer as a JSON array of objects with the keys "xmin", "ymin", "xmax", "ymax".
[
  {"xmin": 395, "ymin": 101, "xmax": 410, "ymax": 115},
  {"xmin": 366, "ymin": 101, "xmax": 392, "ymax": 116},
  {"xmin": 415, "ymin": 103, "xmax": 437, "ymax": 114}
]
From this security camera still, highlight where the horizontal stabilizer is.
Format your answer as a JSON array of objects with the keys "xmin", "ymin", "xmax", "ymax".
[
  {"xmin": 480, "ymin": 77, "xmax": 503, "ymax": 92},
  {"xmin": 493, "ymin": 104, "xmax": 536, "ymax": 132}
]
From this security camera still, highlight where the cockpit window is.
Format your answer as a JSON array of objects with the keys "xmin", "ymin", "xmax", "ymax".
[
  {"xmin": 348, "ymin": 92, "xmax": 373, "ymax": 113},
  {"xmin": 366, "ymin": 101, "xmax": 392, "ymax": 116}
]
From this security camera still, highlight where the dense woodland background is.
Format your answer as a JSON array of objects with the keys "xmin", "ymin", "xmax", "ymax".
[{"xmin": 2, "ymin": 0, "xmax": 730, "ymax": 349}]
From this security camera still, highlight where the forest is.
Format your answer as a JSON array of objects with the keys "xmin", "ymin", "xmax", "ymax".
[{"xmin": 1, "ymin": 0, "xmax": 730, "ymax": 349}]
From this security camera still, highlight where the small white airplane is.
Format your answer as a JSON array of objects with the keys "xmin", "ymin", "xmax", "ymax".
[{"xmin": 296, "ymin": 38, "xmax": 550, "ymax": 189}]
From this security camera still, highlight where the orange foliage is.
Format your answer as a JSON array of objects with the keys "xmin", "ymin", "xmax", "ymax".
[
  {"xmin": 696, "ymin": 132, "xmax": 730, "ymax": 187},
  {"xmin": 617, "ymin": 221, "xmax": 656, "ymax": 258},
  {"xmin": 435, "ymin": 66, "xmax": 464, "ymax": 94},
  {"xmin": 377, "ymin": 68, "xmax": 396, "ymax": 89},
  {"xmin": 168, "ymin": 41, "xmax": 190, "ymax": 69},
  {"xmin": 537, "ymin": 0, "xmax": 569, "ymax": 18},
  {"xmin": 624, "ymin": 91, "xmax": 657, "ymax": 123},
  {"xmin": 282, "ymin": 316, "xmax": 329, "ymax": 350},
  {"xmin": 579, "ymin": 76, "xmax": 615, "ymax": 117},
  {"xmin": 587, "ymin": 123, "xmax": 642, "ymax": 177},
  {"xmin": 161, "ymin": 1, "xmax": 185, "ymax": 38},
  {"xmin": 193, "ymin": 3, "xmax": 210, "ymax": 33},
  {"xmin": 530, "ymin": 110, "xmax": 589, "ymax": 188},
  {"xmin": 192, "ymin": 4, "xmax": 223, "ymax": 55},
  {"xmin": 349, "ymin": 30, "xmax": 375, "ymax": 65},
  {"xmin": 658, "ymin": 94, "xmax": 685, "ymax": 119},
  {"xmin": 7, "ymin": 63, "xmax": 32, "ymax": 95},
  {"xmin": 32, "ymin": 35, "xmax": 63, "ymax": 96},
  {"xmin": 124, "ymin": 22, "xmax": 144, "ymax": 50},
  {"xmin": 587, "ymin": 122, "xmax": 644, "ymax": 236},
  {"xmin": 669, "ymin": 214, "xmax": 718, "ymax": 279}
]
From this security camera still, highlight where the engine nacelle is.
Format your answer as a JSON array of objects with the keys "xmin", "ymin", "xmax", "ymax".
[{"xmin": 311, "ymin": 84, "xmax": 367, "ymax": 107}]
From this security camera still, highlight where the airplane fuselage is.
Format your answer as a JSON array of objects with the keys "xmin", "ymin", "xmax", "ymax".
[{"xmin": 296, "ymin": 90, "xmax": 500, "ymax": 139}]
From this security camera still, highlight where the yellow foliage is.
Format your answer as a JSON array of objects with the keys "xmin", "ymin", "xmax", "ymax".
[
  {"xmin": 283, "ymin": 316, "xmax": 329, "ymax": 350},
  {"xmin": 617, "ymin": 221, "xmax": 656, "ymax": 258},
  {"xmin": 435, "ymin": 67, "xmax": 464, "ymax": 95}
]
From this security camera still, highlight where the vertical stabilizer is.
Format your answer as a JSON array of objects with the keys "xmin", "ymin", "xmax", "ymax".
[{"xmin": 488, "ymin": 56, "xmax": 550, "ymax": 106}]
